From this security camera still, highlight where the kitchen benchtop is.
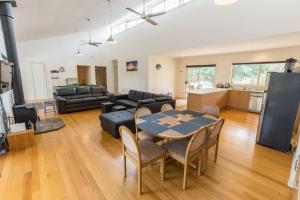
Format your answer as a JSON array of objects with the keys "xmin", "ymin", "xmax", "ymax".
[{"xmin": 188, "ymin": 88, "xmax": 265, "ymax": 95}]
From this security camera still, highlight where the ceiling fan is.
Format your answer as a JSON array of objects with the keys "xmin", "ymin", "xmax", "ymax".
[
  {"xmin": 81, "ymin": 18, "xmax": 102, "ymax": 47},
  {"xmin": 126, "ymin": 0, "xmax": 166, "ymax": 25}
]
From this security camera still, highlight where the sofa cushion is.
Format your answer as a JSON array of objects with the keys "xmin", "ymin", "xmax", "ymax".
[
  {"xmin": 117, "ymin": 99, "xmax": 138, "ymax": 108},
  {"xmin": 78, "ymin": 94, "xmax": 91, "ymax": 98},
  {"xmin": 138, "ymin": 98, "xmax": 155, "ymax": 104},
  {"xmin": 155, "ymin": 96, "xmax": 173, "ymax": 102},
  {"xmin": 77, "ymin": 87, "xmax": 91, "ymax": 95},
  {"xmin": 143, "ymin": 93, "xmax": 154, "ymax": 99},
  {"xmin": 91, "ymin": 86, "xmax": 106, "ymax": 95},
  {"xmin": 64, "ymin": 95, "xmax": 79, "ymax": 100},
  {"xmin": 95, "ymin": 96, "xmax": 110, "ymax": 101},
  {"xmin": 135, "ymin": 92, "xmax": 144, "ymax": 100},
  {"xmin": 82, "ymin": 97, "xmax": 98, "ymax": 103},
  {"xmin": 128, "ymin": 90, "xmax": 136, "ymax": 101},
  {"xmin": 66, "ymin": 99, "xmax": 82, "ymax": 104},
  {"xmin": 56, "ymin": 87, "xmax": 77, "ymax": 96}
]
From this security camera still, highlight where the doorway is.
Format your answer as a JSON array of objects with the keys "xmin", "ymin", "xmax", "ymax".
[
  {"xmin": 95, "ymin": 66, "xmax": 107, "ymax": 89},
  {"xmin": 112, "ymin": 60, "xmax": 118, "ymax": 93},
  {"xmin": 77, "ymin": 65, "xmax": 90, "ymax": 85},
  {"xmin": 20, "ymin": 61, "xmax": 50, "ymax": 101}
]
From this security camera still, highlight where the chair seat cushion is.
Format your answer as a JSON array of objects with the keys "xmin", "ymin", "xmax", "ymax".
[
  {"xmin": 138, "ymin": 140, "xmax": 166, "ymax": 164},
  {"xmin": 162, "ymin": 139, "xmax": 190, "ymax": 163},
  {"xmin": 117, "ymin": 99, "xmax": 138, "ymax": 108},
  {"xmin": 137, "ymin": 131, "xmax": 162, "ymax": 143}
]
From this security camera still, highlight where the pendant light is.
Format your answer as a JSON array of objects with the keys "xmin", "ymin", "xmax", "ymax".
[
  {"xmin": 107, "ymin": 0, "xmax": 116, "ymax": 44},
  {"xmin": 75, "ymin": 29, "xmax": 83, "ymax": 56},
  {"xmin": 214, "ymin": 0, "xmax": 238, "ymax": 6}
]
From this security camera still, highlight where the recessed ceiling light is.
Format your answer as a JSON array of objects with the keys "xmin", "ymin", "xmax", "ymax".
[{"xmin": 214, "ymin": 0, "xmax": 238, "ymax": 6}]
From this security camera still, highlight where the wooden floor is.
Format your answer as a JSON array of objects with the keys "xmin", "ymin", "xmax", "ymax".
[{"xmin": 0, "ymin": 108, "xmax": 293, "ymax": 200}]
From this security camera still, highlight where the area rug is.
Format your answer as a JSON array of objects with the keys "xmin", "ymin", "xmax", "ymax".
[{"xmin": 35, "ymin": 118, "xmax": 65, "ymax": 134}]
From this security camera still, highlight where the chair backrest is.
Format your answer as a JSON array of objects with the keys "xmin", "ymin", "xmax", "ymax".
[
  {"xmin": 135, "ymin": 107, "xmax": 152, "ymax": 121},
  {"xmin": 209, "ymin": 117, "xmax": 225, "ymax": 141},
  {"xmin": 201, "ymin": 104, "xmax": 220, "ymax": 118},
  {"xmin": 135, "ymin": 107, "xmax": 152, "ymax": 139},
  {"xmin": 185, "ymin": 127, "xmax": 208, "ymax": 158},
  {"xmin": 119, "ymin": 126, "xmax": 140, "ymax": 161},
  {"xmin": 161, "ymin": 103, "xmax": 173, "ymax": 112}
]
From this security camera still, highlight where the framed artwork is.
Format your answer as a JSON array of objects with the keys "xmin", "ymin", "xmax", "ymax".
[{"xmin": 126, "ymin": 60, "xmax": 138, "ymax": 71}]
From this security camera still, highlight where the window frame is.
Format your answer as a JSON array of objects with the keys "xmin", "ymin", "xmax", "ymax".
[
  {"xmin": 186, "ymin": 64, "xmax": 217, "ymax": 89},
  {"xmin": 230, "ymin": 61, "xmax": 286, "ymax": 86}
]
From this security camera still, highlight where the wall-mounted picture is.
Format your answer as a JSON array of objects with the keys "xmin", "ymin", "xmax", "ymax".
[{"xmin": 126, "ymin": 60, "xmax": 138, "ymax": 71}]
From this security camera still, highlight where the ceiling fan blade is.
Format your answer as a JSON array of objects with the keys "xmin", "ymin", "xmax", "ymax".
[
  {"xmin": 126, "ymin": 16, "xmax": 142, "ymax": 23},
  {"xmin": 80, "ymin": 42, "xmax": 89, "ymax": 45},
  {"xmin": 148, "ymin": 11, "xmax": 166, "ymax": 18},
  {"xmin": 126, "ymin": 7, "xmax": 143, "ymax": 16},
  {"xmin": 145, "ymin": 18, "xmax": 158, "ymax": 25},
  {"xmin": 93, "ymin": 42, "xmax": 102, "ymax": 45}
]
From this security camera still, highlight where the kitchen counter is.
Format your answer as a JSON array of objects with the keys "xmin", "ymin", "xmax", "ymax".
[
  {"xmin": 188, "ymin": 88, "xmax": 228, "ymax": 95},
  {"xmin": 187, "ymin": 87, "xmax": 262, "ymax": 112},
  {"xmin": 188, "ymin": 88, "xmax": 264, "ymax": 95},
  {"xmin": 187, "ymin": 88, "xmax": 228, "ymax": 112}
]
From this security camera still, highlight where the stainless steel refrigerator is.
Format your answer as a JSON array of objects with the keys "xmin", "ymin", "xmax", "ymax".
[{"xmin": 257, "ymin": 72, "xmax": 300, "ymax": 152}]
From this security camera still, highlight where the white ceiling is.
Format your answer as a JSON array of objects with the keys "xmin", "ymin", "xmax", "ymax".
[
  {"xmin": 165, "ymin": 32, "xmax": 300, "ymax": 57},
  {"xmin": 13, "ymin": 0, "xmax": 141, "ymax": 42},
  {"xmin": 14, "ymin": 0, "xmax": 300, "ymax": 57}
]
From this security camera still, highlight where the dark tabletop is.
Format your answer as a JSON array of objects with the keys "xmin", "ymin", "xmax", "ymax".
[{"xmin": 136, "ymin": 110, "xmax": 216, "ymax": 139}]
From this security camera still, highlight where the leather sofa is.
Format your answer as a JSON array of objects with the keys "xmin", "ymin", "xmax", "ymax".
[
  {"xmin": 112, "ymin": 90, "xmax": 176, "ymax": 113},
  {"xmin": 100, "ymin": 90, "xmax": 176, "ymax": 138},
  {"xmin": 53, "ymin": 86, "xmax": 111, "ymax": 114}
]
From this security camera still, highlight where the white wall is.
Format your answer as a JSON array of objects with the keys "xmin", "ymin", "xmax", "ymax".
[
  {"xmin": 17, "ymin": 33, "xmax": 114, "ymax": 100},
  {"xmin": 175, "ymin": 46, "xmax": 300, "ymax": 98},
  {"xmin": 148, "ymin": 56, "xmax": 177, "ymax": 95}
]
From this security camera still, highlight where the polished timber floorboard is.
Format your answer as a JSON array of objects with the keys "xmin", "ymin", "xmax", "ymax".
[{"xmin": 0, "ymin": 109, "xmax": 293, "ymax": 200}]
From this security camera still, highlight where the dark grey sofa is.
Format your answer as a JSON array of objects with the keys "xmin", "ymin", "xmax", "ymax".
[
  {"xmin": 53, "ymin": 86, "xmax": 111, "ymax": 114},
  {"xmin": 101, "ymin": 90, "xmax": 176, "ymax": 138},
  {"xmin": 112, "ymin": 90, "xmax": 176, "ymax": 113}
]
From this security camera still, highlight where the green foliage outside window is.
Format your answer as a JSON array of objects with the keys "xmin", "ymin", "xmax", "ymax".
[
  {"xmin": 187, "ymin": 66, "xmax": 215, "ymax": 89},
  {"xmin": 232, "ymin": 63, "xmax": 285, "ymax": 86}
]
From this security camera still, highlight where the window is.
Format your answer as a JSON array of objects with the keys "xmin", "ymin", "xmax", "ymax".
[
  {"xmin": 231, "ymin": 62, "xmax": 285, "ymax": 86},
  {"xmin": 187, "ymin": 65, "xmax": 216, "ymax": 90}
]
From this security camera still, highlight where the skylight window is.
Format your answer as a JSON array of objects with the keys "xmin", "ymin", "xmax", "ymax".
[{"xmin": 111, "ymin": 0, "xmax": 194, "ymax": 35}]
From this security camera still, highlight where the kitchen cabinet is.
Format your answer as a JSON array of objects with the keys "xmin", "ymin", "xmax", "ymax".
[
  {"xmin": 187, "ymin": 89, "xmax": 228, "ymax": 112},
  {"xmin": 227, "ymin": 90, "xmax": 250, "ymax": 111}
]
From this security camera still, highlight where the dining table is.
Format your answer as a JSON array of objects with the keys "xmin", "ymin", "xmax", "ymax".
[{"xmin": 136, "ymin": 109, "xmax": 217, "ymax": 139}]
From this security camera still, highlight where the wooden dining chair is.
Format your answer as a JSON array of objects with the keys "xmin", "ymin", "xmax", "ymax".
[
  {"xmin": 119, "ymin": 126, "xmax": 166, "ymax": 195},
  {"xmin": 162, "ymin": 127, "xmax": 208, "ymax": 190},
  {"xmin": 135, "ymin": 107, "xmax": 162, "ymax": 143},
  {"xmin": 201, "ymin": 104, "xmax": 220, "ymax": 119},
  {"xmin": 161, "ymin": 103, "xmax": 174, "ymax": 112},
  {"xmin": 204, "ymin": 117, "xmax": 225, "ymax": 170}
]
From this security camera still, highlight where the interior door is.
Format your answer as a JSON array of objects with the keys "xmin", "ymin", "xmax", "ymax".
[
  {"xmin": 77, "ymin": 65, "xmax": 89, "ymax": 85},
  {"xmin": 95, "ymin": 66, "xmax": 107, "ymax": 89},
  {"xmin": 112, "ymin": 60, "xmax": 118, "ymax": 93},
  {"xmin": 31, "ymin": 62, "xmax": 49, "ymax": 100},
  {"xmin": 20, "ymin": 62, "xmax": 49, "ymax": 101}
]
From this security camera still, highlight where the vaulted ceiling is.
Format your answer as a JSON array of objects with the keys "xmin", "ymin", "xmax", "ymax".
[
  {"xmin": 13, "ymin": 0, "xmax": 141, "ymax": 42},
  {"xmin": 14, "ymin": 0, "xmax": 300, "ymax": 56}
]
